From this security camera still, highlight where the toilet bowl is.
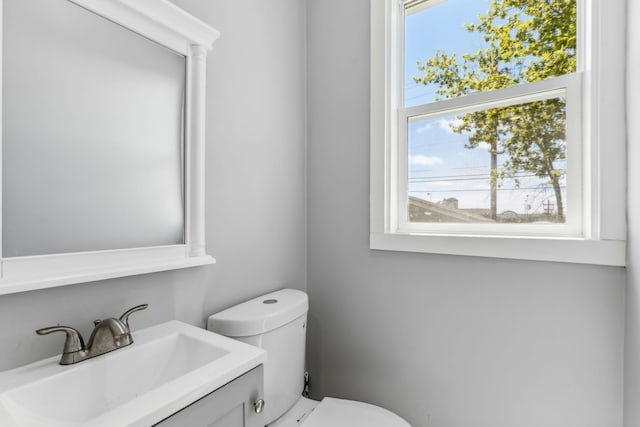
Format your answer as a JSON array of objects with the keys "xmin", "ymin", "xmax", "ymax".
[{"xmin": 207, "ymin": 289, "xmax": 410, "ymax": 427}]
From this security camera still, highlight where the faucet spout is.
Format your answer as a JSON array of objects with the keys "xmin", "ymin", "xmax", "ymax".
[
  {"xmin": 86, "ymin": 317, "xmax": 132, "ymax": 357},
  {"xmin": 87, "ymin": 304, "xmax": 149, "ymax": 358}
]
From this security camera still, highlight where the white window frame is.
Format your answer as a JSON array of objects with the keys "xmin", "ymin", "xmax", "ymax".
[{"xmin": 370, "ymin": 0, "xmax": 626, "ymax": 266}]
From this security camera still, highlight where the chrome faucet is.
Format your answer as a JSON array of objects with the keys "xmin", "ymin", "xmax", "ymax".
[{"xmin": 36, "ymin": 304, "xmax": 148, "ymax": 365}]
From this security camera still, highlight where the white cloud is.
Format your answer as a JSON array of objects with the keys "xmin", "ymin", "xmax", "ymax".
[
  {"xmin": 416, "ymin": 123, "xmax": 433, "ymax": 133},
  {"xmin": 438, "ymin": 117, "xmax": 464, "ymax": 134},
  {"xmin": 477, "ymin": 141, "xmax": 491, "ymax": 150},
  {"xmin": 427, "ymin": 180, "xmax": 455, "ymax": 188},
  {"xmin": 409, "ymin": 155, "xmax": 443, "ymax": 166}
]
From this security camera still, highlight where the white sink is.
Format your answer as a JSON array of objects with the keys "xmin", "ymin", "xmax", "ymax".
[{"xmin": 0, "ymin": 320, "xmax": 266, "ymax": 426}]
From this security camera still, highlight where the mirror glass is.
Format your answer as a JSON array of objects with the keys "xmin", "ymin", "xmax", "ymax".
[{"xmin": 3, "ymin": 0, "xmax": 187, "ymax": 257}]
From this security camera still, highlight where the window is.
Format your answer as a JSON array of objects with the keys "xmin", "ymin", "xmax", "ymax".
[{"xmin": 370, "ymin": 0, "xmax": 626, "ymax": 265}]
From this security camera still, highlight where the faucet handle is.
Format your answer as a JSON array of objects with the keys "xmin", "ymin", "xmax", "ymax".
[
  {"xmin": 36, "ymin": 326, "xmax": 86, "ymax": 360},
  {"xmin": 119, "ymin": 304, "xmax": 149, "ymax": 329}
]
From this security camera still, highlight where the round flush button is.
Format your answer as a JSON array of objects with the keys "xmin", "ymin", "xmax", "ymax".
[{"xmin": 263, "ymin": 299, "xmax": 278, "ymax": 304}]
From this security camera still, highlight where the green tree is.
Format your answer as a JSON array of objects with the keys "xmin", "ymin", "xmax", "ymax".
[{"xmin": 413, "ymin": 0, "xmax": 576, "ymax": 221}]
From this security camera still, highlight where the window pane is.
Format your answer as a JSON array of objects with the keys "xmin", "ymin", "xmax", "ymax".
[
  {"xmin": 407, "ymin": 97, "xmax": 567, "ymax": 224},
  {"xmin": 404, "ymin": 0, "xmax": 577, "ymax": 107}
]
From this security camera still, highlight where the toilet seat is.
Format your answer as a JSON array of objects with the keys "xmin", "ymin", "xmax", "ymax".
[
  {"xmin": 269, "ymin": 396, "xmax": 411, "ymax": 427},
  {"xmin": 302, "ymin": 397, "xmax": 411, "ymax": 427},
  {"xmin": 300, "ymin": 397, "xmax": 411, "ymax": 427},
  {"xmin": 268, "ymin": 396, "xmax": 318, "ymax": 427}
]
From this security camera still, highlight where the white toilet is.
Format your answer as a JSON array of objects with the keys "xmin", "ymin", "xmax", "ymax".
[{"xmin": 207, "ymin": 288, "xmax": 411, "ymax": 427}]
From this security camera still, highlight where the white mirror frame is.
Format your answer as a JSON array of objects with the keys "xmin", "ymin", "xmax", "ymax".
[{"xmin": 0, "ymin": 0, "xmax": 219, "ymax": 295}]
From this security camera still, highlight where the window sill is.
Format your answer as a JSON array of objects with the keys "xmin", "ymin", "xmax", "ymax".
[{"xmin": 370, "ymin": 232, "xmax": 625, "ymax": 266}]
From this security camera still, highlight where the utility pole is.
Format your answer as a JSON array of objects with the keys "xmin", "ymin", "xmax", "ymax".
[{"xmin": 543, "ymin": 200, "xmax": 555, "ymax": 216}]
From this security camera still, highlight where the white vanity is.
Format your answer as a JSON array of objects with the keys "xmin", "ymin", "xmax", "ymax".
[{"xmin": 0, "ymin": 321, "xmax": 266, "ymax": 426}]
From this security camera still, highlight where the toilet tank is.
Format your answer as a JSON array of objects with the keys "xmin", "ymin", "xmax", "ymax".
[{"xmin": 207, "ymin": 289, "xmax": 308, "ymax": 425}]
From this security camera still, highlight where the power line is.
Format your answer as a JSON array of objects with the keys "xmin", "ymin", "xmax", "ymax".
[
  {"xmin": 408, "ymin": 172, "xmax": 564, "ymax": 181},
  {"xmin": 409, "ymin": 186, "xmax": 566, "ymax": 193}
]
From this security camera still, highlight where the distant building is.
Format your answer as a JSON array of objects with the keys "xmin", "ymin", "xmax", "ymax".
[
  {"xmin": 408, "ymin": 196, "xmax": 492, "ymax": 223},
  {"xmin": 441, "ymin": 198, "xmax": 459, "ymax": 210},
  {"xmin": 408, "ymin": 196, "xmax": 561, "ymax": 223}
]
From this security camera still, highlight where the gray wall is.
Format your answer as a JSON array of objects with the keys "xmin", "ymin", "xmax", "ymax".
[
  {"xmin": 625, "ymin": 0, "xmax": 639, "ymax": 425},
  {"xmin": 0, "ymin": 0, "xmax": 307, "ymax": 371},
  {"xmin": 305, "ymin": 1, "xmax": 626, "ymax": 427}
]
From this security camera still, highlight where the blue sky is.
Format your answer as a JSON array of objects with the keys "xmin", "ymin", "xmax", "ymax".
[
  {"xmin": 404, "ymin": 0, "xmax": 486, "ymax": 107},
  {"xmin": 404, "ymin": 0, "xmax": 566, "ymax": 217}
]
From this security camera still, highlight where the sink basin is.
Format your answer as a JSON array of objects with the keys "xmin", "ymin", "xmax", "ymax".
[{"xmin": 0, "ymin": 320, "xmax": 266, "ymax": 426}]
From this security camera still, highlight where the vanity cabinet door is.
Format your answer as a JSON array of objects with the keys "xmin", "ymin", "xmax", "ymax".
[{"xmin": 154, "ymin": 365, "xmax": 264, "ymax": 427}]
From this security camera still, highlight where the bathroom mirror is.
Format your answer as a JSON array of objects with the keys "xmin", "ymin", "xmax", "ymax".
[
  {"xmin": 4, "ymin": 0, "xmax": 186, "ymax": 257},
  {"xmin": 0, "ymin": 0, "xmax": 219, "ymax": 294}
]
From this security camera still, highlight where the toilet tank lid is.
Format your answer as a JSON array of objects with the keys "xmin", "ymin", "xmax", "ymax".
[{"xmin": 207, "ymin": 289, "xmax": 309, "ymax": 337}]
